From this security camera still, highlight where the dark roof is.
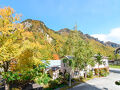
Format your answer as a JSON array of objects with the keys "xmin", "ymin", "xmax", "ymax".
[
  {"xmin": 115, "ymin": 48, "xmax": 120, "ymax": 54},
  {"xmin": 51, "ymin": 67, "xmax": 60, "ymax": 71},
  {"xmin": 65, "ymin": 56, "xmax": 73, "ymax": 59}
]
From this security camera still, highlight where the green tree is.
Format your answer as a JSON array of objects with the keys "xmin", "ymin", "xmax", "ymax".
[
  {"xmin": 95, "ymin": 52, "xmax": 103, "ymax": 77},
  {"xmin": 115, "ymin": 54, "xmax": 119, "ymax": 60},
  {"xmin": 62, "ymin": 30, "xmax": 94, "ymax": 86}
]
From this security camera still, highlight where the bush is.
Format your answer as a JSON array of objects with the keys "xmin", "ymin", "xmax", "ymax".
[
  {"xmin": 99, "ymin": 69, "xmax": 107, "ymax": 77},
  {"xmin": 94, "ymin": 67, "xmax": 109, "ymax": 77},
  {"xmin": 49, "ymin": 79, "xmax": 59, "ymax": 88},
  {"xmin": 64, "ymin": 73, "xmax": 69, "ymax": 81},
  {"xmin": 48, "ymin": 77, "xmax": 66, "ymax": 89},
  {"xmin": 80, "ymin": 76, "xmax": 84, "ymax": 80},
  {"xmin": 2, "ymin": 71, "xmax": 21, "ymax": 83},
  {"xmin": 115, "ymin": 80, "xmax": 120, "ymax": 85},
  {"xmin": 87, "ymin": 71, "xmax": 93, "ymax": 78},
  {"xmin": 34, "ymin": 74, "xmax": 50, "ymax": 85},
  {"xmin": 2, "ymin": 64, "xmax": 50, "ymax": 89},
  {"xmin": 94, "ymin": 69, "xmax": 99, "ymax": 75}
]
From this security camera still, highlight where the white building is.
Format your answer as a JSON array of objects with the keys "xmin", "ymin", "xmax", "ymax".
[
  {"xmin": 45, "ymin": 55, "xmax": 109, "ymax": 79},
  {"xmin": 93, "ymin": 56, "xmax": 109, "ymax": 69},
  {"xmin": 61, "ymin": 55, "xmax": 109, "ymax": 78},
  {"xmin": 46, "ymin": 60, "xmax": 61, "ymax": 80}
]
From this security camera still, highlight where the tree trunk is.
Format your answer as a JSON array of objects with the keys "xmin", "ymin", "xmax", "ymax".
[
  {"xmin": 85, "ymin": 70, "xmax": 87, "ymax": 79},
  {"xmin": 69, "ymin": 72, "xmax": 71, "ymax": 87},
  {"xmin": 84, "ymin": 70, "xmax": 87, "ymax": 79},
  {"xmin": 98, "ymin": 64, "xmax": 99, "ymax": 77},
  {"xmin": 5, "ymin": 83, "xmax": 9, "ymax": 90},
  {"xmin": 84, "ymin": 66, "xmax": 87, "ymax": 79},
  {"xmin": 3, "ymin": 61, "xmax": 9, "ymax": 72},
  {"xmin": 3, "ymin": 61, "xmax": 10, "ymax": 90}
]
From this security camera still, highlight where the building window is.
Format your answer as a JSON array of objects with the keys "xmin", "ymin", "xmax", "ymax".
[{"xmin": 74, "ymin": 71, "xmax": 79, "ymax": 76}]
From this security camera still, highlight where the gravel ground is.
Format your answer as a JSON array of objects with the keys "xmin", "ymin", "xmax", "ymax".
[{"xmin": 69, "ymin": 68, "xmax": 120, "ymax": 90}]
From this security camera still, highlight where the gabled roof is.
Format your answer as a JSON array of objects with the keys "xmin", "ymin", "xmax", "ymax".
[
  {"xmin": 47, "ymin": 60, "xmax": 61, "ymax": 67},
  {"xmin": 65, "ymin": 56, "xmax": 74, "ymax": 59},
  {"xmin": 51, "ymin": 67, "xmax": 60, "ymax": 71}
]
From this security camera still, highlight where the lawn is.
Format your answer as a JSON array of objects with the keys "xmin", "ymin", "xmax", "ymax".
[{"xmin": 109, "ymin": 65, "xmax": 120, "ymax": 69}]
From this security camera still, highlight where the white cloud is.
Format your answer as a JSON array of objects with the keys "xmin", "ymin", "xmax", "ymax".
[
  {"xmin": 91, "ymin": 28, "xmax": 120, "ymax": 43},
  {"xmin": 91, "ymin": 34, "xmax": 108, "ymax": 42}
]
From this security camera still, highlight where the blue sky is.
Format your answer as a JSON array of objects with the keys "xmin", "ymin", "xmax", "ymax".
[{"xmin": 1, "ymin": 0, "xmax": 120, "ymax": 43}]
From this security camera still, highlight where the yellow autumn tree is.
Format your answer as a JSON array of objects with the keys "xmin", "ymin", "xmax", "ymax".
[
  {"xmin": 0, "ymin": 7, "xmax": 24, "ymax": 90},
  {"xmin": 16, "ymin": 40, "xmax": 43, "ymax": 71},
  {"xmin": 0, "ymin": 7, "xmax": 53, "ymax": 90},
  {"xmin": 0, "ymin": 6, "xmax": 24, "ymax": 71}
]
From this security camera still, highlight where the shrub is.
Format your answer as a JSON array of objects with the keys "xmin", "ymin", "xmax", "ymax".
[
  {"xmin": 80, "ymin": 76, "xmax": 84, "ymax": 80},
  {"xmin": 99, "ymin": 68, "xmax": 109, "ymax": 77},
  {"xmin": 94, "ymin": 67, "xmax": 109, "ymax": 77},
  {"xmin": 94, "ymin": 69, "xmax": 99, "ymax": 75},
  {"xmin": 57, "ymin": 75, "xmax": 64, "ymax": 84},
  {"xmin": 87, "ymin": 71, "xmax": 93, "ymax": 78},
  {"xmin": 49, "ymin": 79, "xmax": 59, "ymax": 88},
  {"xmin": 2, "ymin": 71, "xmax": 21, "ymax": 83},
  {"xmin": 115, "ymin": 80, "xmax": 120, "ymax": 85},
  {"xmin": 34, "ymin": 74, "xmax": 50, "ymax": 85},
  {"xmin": 64, "ymin": 73, "xmax": 69, "ymax": 81},
  {"xmin": 2, "ymin": 64, "xmax": 50, "ymax": 89},
  {"xmin": 48, "ymin": 78, "xmax": 66, "ymax": 89},
  {"xmin": 99, "ymin": 69, "xmax": 105, "ymax": 77}
]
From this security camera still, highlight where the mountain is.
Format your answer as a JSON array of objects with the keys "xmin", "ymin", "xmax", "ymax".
[
  {"xmin": 85, "ymin": 34, "xmax": 105, "ymax": 45},
  {"xmin": 105, "ymin": 41, "xmax": 120, "ymax": 48},
  {"xmin": 58, "ymin": 28, "xmax": 71, "ymax": 35},
  {"xmin": 58, "ymin": 28, "xmax": 86, "ymax": 40},
  {"xmin": 58, "ymin": 28, "xmax": 120, "ymax": 48},
  {"xmin": 85, "ymin": 34, "xmax": 120, "ymax": 48},
  {"xmin": 22, "ymin": 19, "xmax": 115, "ymax": 56},
  {"xmin": 22, "ymin": 19, "xmax": 65, "ymax": 43}
]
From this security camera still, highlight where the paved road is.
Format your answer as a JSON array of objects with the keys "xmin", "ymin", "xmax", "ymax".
[{"xmin": 70, "ymin": 68, "xmax": 120, "ymax": 90}]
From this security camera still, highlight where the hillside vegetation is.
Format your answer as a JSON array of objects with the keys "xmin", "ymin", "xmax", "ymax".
[{"xmin": 22, "ymin": 19, "xmax": 115, "ymax": 57}]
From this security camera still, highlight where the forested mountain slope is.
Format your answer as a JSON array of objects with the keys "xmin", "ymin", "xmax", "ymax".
[{"xmin": 22, "ymin": 19, "xmax": 115, "ymax": 57}]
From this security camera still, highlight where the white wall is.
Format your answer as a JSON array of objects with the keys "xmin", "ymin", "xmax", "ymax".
[
  {"xmin": 61, "ymin": 58, "xmax": 109, "ymax": 78},
  {"xmin": 93, "ymin": 59, "xmax": 109, "ymax": 69},
  {"xmin": 47, "ymin": 60, "xmax": 61, "ymax": 67}
]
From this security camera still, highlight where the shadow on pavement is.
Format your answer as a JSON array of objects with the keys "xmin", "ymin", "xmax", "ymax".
[
  {"xmin": 109, "ymin": 69, "xmax": 120, "ymax": 74},
  {"xmin": 0, "ymin": 87, "xmax": 5, "ymax": 90},
  {"xmin": 70, "ymin": 82, "xmax": 108, "ymax": 90}
]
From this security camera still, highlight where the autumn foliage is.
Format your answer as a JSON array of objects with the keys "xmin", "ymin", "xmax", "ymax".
[
  {"xmin": 53, "ymin": 54, "xmax": 60, "ymax": 60},
  {"xmin": 0, "ymin": 7, "xmax": 53, "ymax": 89}
]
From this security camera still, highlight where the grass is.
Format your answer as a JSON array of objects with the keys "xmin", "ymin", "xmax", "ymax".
[
  {"xmin": 60, "ymin": 81, "xmax": 82, "ymax": 90},
  {"xmin": 109, "ymin": 65, "xmax": 120, "ymax": 69},
  {"xmin": 44, "ymin": 75, "xmax": 106, "ymax": 90}
]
